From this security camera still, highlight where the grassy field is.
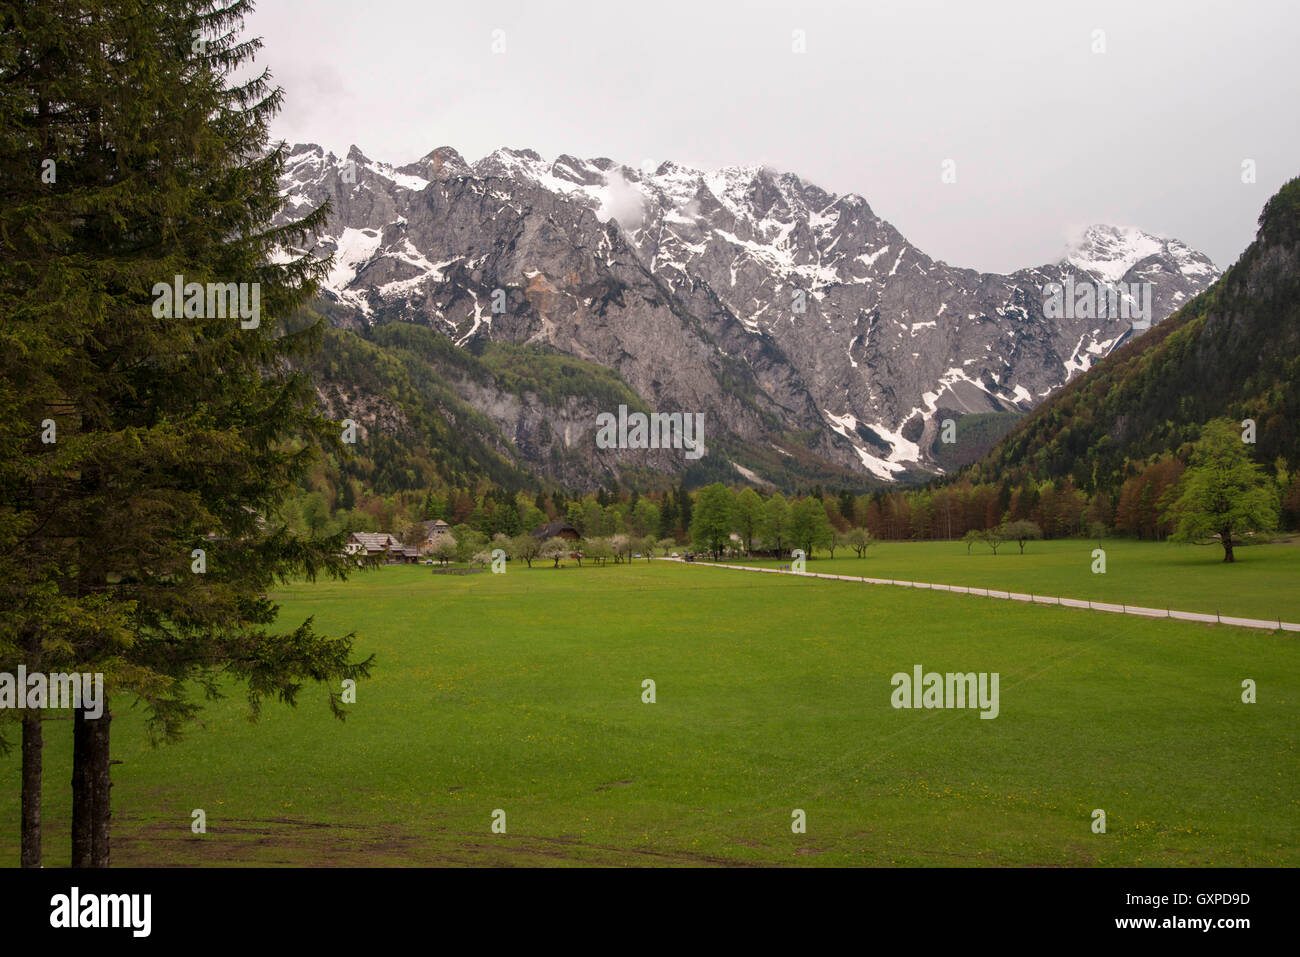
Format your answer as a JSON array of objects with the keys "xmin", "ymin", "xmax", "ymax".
[
  {"xmin": 724, "ymin": 538, "xmax": 1300, "ymax": 622},
  {"xmin": 1, "ymin": 550, "xmax": 1296, "ymax": 867}
]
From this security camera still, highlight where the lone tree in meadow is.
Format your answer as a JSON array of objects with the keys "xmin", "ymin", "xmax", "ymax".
[
  {"xmin": 1001, "ymin": 520, "xmax": 1043, "ymax": 554},
  {"xmin": 844, "ymin": 527, "xmax": 876, "ymax": 558},
  {"xmin": 1165, "ymin": 418, "xmax": 1279, "ymax": 562}
]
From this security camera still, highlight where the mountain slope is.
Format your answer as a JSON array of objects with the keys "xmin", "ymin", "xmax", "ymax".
[
  {"xmin": 276, "ymin": 142, "xmax": 1220, "ymax": 485},
  {"xmin": 963, "ymin": 176, "xmax": 1300, "ymax": 493},
  {"xmin": 305, "ymin": 314, "xmax": 865, "ymax": 496}
]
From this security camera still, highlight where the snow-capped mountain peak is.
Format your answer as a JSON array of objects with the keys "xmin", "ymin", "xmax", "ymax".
[
  {"xmin": 275, "ymin": 143, "xmax": 1221, "ymax": 482},
  {"xmin": 1065, "ymin": 223, "xmax": 1217, "ymax": 284}
]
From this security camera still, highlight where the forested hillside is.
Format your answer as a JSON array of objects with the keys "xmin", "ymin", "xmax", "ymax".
[{"xmin": 965, "ymin": 176, "xmax": 1300, "ymax": 494}]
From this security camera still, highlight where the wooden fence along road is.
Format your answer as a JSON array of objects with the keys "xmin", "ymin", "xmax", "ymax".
[{"xmin": 666, "ymin": 558, "xmax": 1300, "ymax": 632}]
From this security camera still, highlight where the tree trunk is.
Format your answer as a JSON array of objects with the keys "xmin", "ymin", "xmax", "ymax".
[
  {"xmin": 21, "ymin": 712, "xmax": 41, "ymax": 868},
  {"xmin": 71, "ymin": 709, "xmax": 93, "ymax": 867},
  {"xmin": 70, "ymin": 705, "xmax": 113, "ymax": 867},
  {"xmin": 1223, "ymin": 536, "xmax": 1235, "ymax": 563},
  {"xmin": 89, "ymin": 706, "xmax": 112, "ymax": 867},
  {"xmin": 20, "ymin": 627, "xmax": 42, "ymax": 868}
]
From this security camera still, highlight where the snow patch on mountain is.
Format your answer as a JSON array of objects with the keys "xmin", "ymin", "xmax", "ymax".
[
  {"xmin": 277, "ymin": 142, "xmax": 1222, "ymax": 482},
  {"xmin": 1065, "ymin": 224, "xmax": 1217, "ymax": 283}
]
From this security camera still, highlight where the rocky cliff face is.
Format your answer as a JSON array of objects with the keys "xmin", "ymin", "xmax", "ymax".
[{"xmin": 277, "ymin": 142, "xmax": 1219, "ymax": 484}]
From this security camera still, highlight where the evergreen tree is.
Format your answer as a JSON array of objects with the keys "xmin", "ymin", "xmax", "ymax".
[
  {"xmin": 337, "ymin": 477, "xmax": 356, "ymax": 512},
  {"xmin": 0, "ymin": 0, "xmax": 372, "ymax": 866},
  {"xmin": 659, "ymin": 487, "xmax": 678, "ymax": 536},
  {"xmin": 996, "ymin": 481, "xmax": 1012, "ymax": 519},
  {"xmin": 837, "ymin": 489, "xmax": 856, "ymax": 523},
  {"xmin": 565, "ymin": 501, "xmax": 585, "ymax": 534},
  {"xmin": 494, "ymin": 490, "xmax": 522, "ymax": 536}
]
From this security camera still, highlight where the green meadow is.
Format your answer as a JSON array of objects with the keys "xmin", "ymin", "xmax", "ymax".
[
  {"xmin": 2, "ymin": 546, "xmax": 1296, "ymax": 867},
  {"xmin": 728, "ymin": 537, "xmax": 1300, "ymax": 622}
]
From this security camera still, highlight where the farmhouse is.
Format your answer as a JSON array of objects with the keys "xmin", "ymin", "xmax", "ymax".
[
  {"xmin": 345, "ymin": 531, "xmax": 397, "ymax": 558},
  {"xmin": 420, "ymin": 519, "xmax": 452, "ymax": 546},
  {"xmin": 531, "ymin": 520, "xmax": 580, "ymax": 541},
  {"xmin": 344, "ymin": 532, "xmax": 419, "ymax": 564}
]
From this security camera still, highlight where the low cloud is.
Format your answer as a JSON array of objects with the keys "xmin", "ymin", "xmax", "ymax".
[{"xmin": 596, "ymin": 168, "xmax": 646, "ymax": 231}]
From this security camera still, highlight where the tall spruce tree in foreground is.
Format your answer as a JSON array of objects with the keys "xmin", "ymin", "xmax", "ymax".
[
  {"xmin": 1, "ymin": 0, "xmax": 371, "ymax": 866},
  {"xmin": 1165, "ymin": 418, "xmax": 1278, "ymax": 563}
]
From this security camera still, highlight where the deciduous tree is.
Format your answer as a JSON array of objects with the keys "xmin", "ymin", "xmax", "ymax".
[
  {"xmin": 1001, "ymin": 520, "xmax": 1043, "ymax": 554},
  {"xmin": 1165, "ymin": 419, "xmax": 1278, "ymax": 562},
  {"xmin": 690, "ymin": 484, "xmax": 735, "ymax": 559},
  {"xmin": 761, "ymin": 493, "xmax": 792, "ymax": 557}
]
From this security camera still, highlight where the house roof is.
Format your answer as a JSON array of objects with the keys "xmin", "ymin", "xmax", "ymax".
[
  {"xmin": 349, "ymin": 532, "xmax": 399, "ymax": 550},
  {"xmin": 421, "ymin": 519, "xmax": 451, "ymax": 531},
  {"xmin": 532, "ymin": 520, "xmax": 578, "ymax": 539}
]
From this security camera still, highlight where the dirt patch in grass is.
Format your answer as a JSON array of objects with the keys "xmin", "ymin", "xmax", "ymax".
[{"xmin": 105, "ymin": 814, "xmax": 765, "ymax": 867}]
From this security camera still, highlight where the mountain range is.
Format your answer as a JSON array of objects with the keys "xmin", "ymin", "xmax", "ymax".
[
  {"xmin": 276, "ymin": 142, "xmax": 1220, "ymax": 489},
  {"xmin": 964, "ymin": 174, "xmax": 1300, "ymax": 495}
]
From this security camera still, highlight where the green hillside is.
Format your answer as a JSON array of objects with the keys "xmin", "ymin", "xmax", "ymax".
[{"xmin": 966, "ymin": 176, "xmax": 1300, "ymax": 493}]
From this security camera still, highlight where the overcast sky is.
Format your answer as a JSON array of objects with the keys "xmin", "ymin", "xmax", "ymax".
[{"xmin": 248, "ymin": 0, "xmax": 1297, "ymax": 274}]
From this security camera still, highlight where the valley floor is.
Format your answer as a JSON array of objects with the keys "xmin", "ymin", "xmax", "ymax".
[
  {"xmin": 2, "ymin": 547, "xmax": 1296, "ymax": 867},
  {"xmin": 719, "ymin": 538, "xmax": 1300, "ymax": 622}
]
